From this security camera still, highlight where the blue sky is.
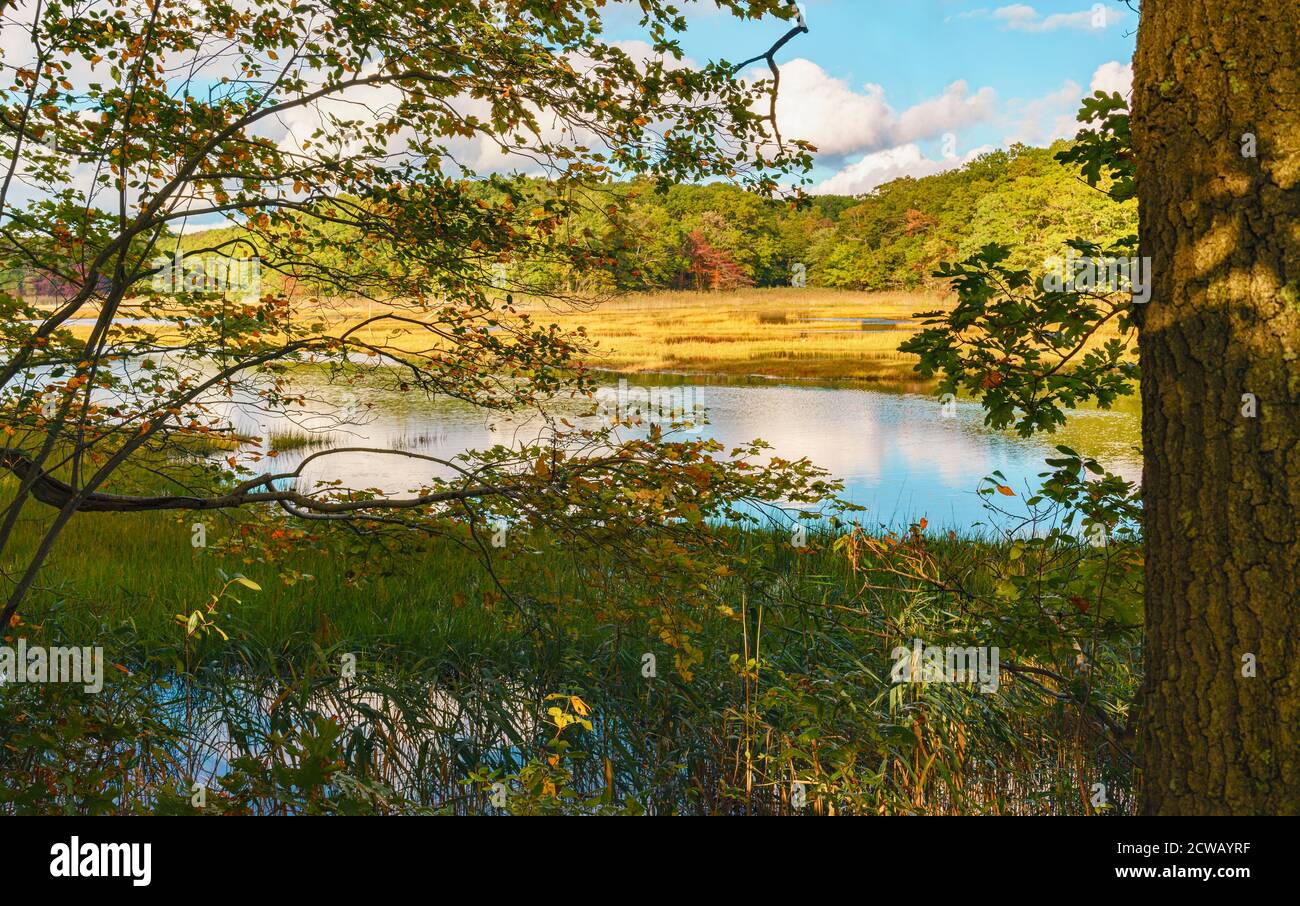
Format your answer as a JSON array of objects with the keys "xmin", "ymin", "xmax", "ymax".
[{"xmin": 607, "ymin": 0, "xmax": 1138, "ymax": 193}]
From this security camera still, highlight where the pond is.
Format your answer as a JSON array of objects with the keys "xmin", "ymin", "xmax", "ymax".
[{"xmin": 223, "ymin": 372, "xmax": 1142, "ymax": 534}]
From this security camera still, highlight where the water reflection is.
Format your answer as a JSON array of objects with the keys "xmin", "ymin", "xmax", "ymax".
[{"xmin": 225, "ymin": 374, "xmax": 1141, "ymax": 533}]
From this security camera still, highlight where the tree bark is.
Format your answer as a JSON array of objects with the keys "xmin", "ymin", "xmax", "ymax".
[{"xmin": 1133, "ymin": 0, "xmax": 1300, "ymax": 814}]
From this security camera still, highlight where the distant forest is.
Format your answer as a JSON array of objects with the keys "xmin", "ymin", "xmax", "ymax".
[
  {"xmin": 586, "ymin": 140, "xmax": 1138, "ymax": 292},
  {"xmin": 162, "ymin": 139, "xmax": 1137, "ymax": 299}
]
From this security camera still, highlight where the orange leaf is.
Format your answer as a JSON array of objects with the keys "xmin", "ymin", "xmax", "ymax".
[{"xmin": 996, "ymin": 485, "xmax": 1016, "ymax": 497}]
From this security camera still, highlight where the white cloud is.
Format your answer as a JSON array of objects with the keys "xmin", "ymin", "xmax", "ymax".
[
  {"xmin": 791, "ymin": 54, "xmax": 1135, "ymax": 199},
  {"xmin": 607, "ymin": 39, "xmax": 700, "ymax": 70},
  {"xmin": 1090, "ymin": 60, "xmax": 1133, "ymax": 97},
  {"xmin": 993, "ymin": 4, "xmax": 1042, "ymax": 28},
  {"xmin": 944, "ymin": 7, "xmax": 992, "ymax": 24},
  {"xmin": 1003, "ymin": 80, "xmax": 1084, "ymax": 145},
  {"xmin": 1001, "ymin": 60, "xmax": 1132, "ymax": 145},
  {"xmin": 764, "ymin": 60, "xmax": 998, "ymax": 159},
  {"xmin": 813, "ymin": 143, "xmax": 994, "ymax": 196},
  {"xmin": 767, "ymin": 60, "xmax": 896, "ymax": 157},
  {"xmin": 990, "ymin": 4, "xmax": 1125, "ymax": 32},
  {"xmin": 268, "ymin": 39, "xmax": 709, "ymax": 180},
  {"xmin": 895, "ymin": 80, "xmax": 999, "ymax": 144}
]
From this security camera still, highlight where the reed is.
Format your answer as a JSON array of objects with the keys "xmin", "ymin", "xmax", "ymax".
[
  {"xmin": 1, "ymin": 481, "xmax": 1140, "ymax": 816},
  {"xmin": 266, "ymin": 427, "xmax": 335, "ymax": 452}
]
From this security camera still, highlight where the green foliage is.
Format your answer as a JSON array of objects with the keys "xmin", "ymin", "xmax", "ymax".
[
  {"xmin": 166, "ymin": 140, "xmax": 1139, "ymax": 299},
  {"xmin": 901, "ymin": 240, "xmax": 1139, "ymax": 435},
  {"xmin": 809, "ymin": 143, "xmax": 1136, "ymax": 292},
  {"xmin": 899, "ymin": 95, "xmax": 1140, "ymax": 436},
  {"xmin": 1055, "ymin": 92, "xmax": 1136, "ymax": 202},
  {"xmin": 1, "ymin": 470, "xmax": 1140, "ymax": 815}
]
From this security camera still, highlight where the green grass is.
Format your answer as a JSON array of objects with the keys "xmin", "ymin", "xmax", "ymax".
[
  {"xmin": 7, "ymin": 499, "xmax": 511, "ymax": 657},
  {"xmin": 266, "ymin": 428, "xmax": 335, "ymax": 452},
  {"xmin": 1, "ymin": 460, "xmax": 1142, "ymax": 815}
]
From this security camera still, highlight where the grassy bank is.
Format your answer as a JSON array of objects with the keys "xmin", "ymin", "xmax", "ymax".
[{"xmin": 2, "ymin": 474, "xmax": 1142, "ymax": 815}]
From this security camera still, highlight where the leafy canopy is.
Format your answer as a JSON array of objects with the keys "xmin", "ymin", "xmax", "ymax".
[{"xmin": 0, "ymin": 0, "xmax": 827, "ymax": 645}]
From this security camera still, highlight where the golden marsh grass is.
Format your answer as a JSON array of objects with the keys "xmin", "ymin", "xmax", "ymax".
[{"xmin": 45, "ymin": 286, "xmax": 1132, "ymax": 388}]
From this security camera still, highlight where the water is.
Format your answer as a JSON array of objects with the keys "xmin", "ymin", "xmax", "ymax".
[
  {"xmin": 224, "ymin": 373, "xmax": 1141, "ymax": 534},
  {"xmin": 22, "ymin": 368, "xmax": 1144, "ymax": 812}
]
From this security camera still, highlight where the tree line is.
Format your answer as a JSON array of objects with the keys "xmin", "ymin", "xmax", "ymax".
[{"xmin": 157, "ymin": 140, "xmax": 1137, "ymax": 301}]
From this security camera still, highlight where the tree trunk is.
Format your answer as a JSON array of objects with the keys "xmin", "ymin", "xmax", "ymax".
[{"xmin": 1133, "ymin": 0, "xmax": 1300, "ymax": 814}]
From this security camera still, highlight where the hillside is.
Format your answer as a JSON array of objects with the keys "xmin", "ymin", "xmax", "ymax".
[{"xmin": 172, "ymin": 141, "xmax": 1136, "ymax": 299}]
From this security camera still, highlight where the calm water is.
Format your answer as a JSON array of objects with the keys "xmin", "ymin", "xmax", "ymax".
[{"xmin": 223, "ymin": 373, "xmax": 1141, "ymax": 533}]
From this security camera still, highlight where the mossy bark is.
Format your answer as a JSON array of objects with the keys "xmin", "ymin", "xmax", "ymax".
[{"xmin": 1133, "ymin": 0, "xmax": 1300, "ymax": 814}]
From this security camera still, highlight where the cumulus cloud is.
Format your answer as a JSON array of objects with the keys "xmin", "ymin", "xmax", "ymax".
[
  {"xmin": 1001, "ymin": 61, "xmax": 1132, "ymax": 145},
  {"xmin": 764, "ymin": 60, "xmax": 998, "ymax": 159},
  {"xmin": 895, "ymin": 80, "xmax": 999, "ymax": 144},
  {"xmin": 767, "ymin": 60, "xmax": 896, "ymax": 157},
  {"xmin": 1090, "ymin": 60, "xmax": 1133, "ymax": 97},
  {"xmin": 813, "ymin": 143, "xmax": 995, "ymax": 196},
  {"xmin": 796, "ymin": 55, "xmax": 1134, "ymax": 199},
  {"xmin": 607, "ymin": 39, "xmax": 700, "ymax": 70},
  {"xmin": 1003, "ymin": 80, "xmax": 1084, "ymax": 145}
]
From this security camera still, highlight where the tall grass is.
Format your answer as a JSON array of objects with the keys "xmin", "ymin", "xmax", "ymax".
[
  {"xmin": 1, "ymin": 480, "xmax": 1140, "ymax": 815},
  {"xmin": 40, "ymin": 287, "xmax": 1132, "ymax": 390},
  {"xmin": 266, "ymin": 428, "xmax": 335, "ymax": 452}
]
